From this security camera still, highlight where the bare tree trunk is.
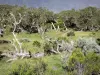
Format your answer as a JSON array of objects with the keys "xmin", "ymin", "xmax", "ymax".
[
  {"xmin": 51, "ymin": 25, "xmax": 53, "ymax": 30},
  {"xmin": 57, "ymin": 25, "xmax": 60, "ymax": 30},
  {"xmin": 40, "ymin": 27, "xmax": 45, "ymax": 39},
  {"xmin": 37, "ymin": 26, "xmax": 45, "ymax": 39},
  {"xmin": 51, "ymin": 22, "xmax": 56, "ymax": 30},
  {"xmin": 63, "ymin": 22, "xmax": 67, "ymax": 31},
  {"xmin": 2, "ymin": 12, "xmax": 30, "ymax": 62},
  {"xmin": 2, "ymin": 14, "xmax": 46, "ymax": 61},
  {"xmin": 10, "ymin": 12, "xmax": 23, "ymax": 53}
]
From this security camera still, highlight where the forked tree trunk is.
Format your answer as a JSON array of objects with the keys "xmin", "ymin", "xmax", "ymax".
[
  {"xmin": 2, "ymin": 12, "xmax": 31, "ymax": 62},
  {"xmin": 51, "ymin": 22, "xmax": 56, "ymax": 30},
  {"xmin": 10, "ymin": 12, "xmax": 23, "ymax": 53}
]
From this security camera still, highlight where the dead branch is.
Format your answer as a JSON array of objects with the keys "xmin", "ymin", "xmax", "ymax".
[
  {"xmin": 51, "ymin": 22, "xmax": 56, "ymax": 30},
  {"xmin": 10, "ymin": 12, "xmax": 23, "ymax": 53}
]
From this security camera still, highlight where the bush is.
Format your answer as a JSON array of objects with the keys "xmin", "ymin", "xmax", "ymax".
[
  {"xmin": 57, "ymin": 37, "xmax": 69, "ymax": 42},
  {"xmin": 43, "ymin": 40, "xmax": 61, "ymax": 55},
  {"xmin": 44, "ymin": 38, "xmax": 74, "ymax": 55},
  {"xmin": 68, "ymin": 48, "xmax": 100, "ymax": 75},
  {"xmin": 33, "ymin": 41, "xmax": 41, "ymax": 47},
  {"xmin": 44, "ymin": 42, "xmax": 53, "ymax": 55},
  {"xmin": 60, "ymin": 28, "xmax": 65, "ymax": 32},
  {"xmin": 77, "ymin": 37, "xmax": 100, "ymax": 53},
  {"xmin": 0, "ymin": 40, "xmax": 11, "ymax": 44},
  {"xmin": 84, "ymin": 52, "xmax": 100, "ymax": 75},
  {"xmin": 19, "ymin": 38, "xmax": 31, "ymax": 43},
  {"xmin": 67, "ymin": 48, "xmax": 85, "ymax": 75},
  {"xmin": 96, "ymin": 38, "xmax": 100, "ymax": 46},
  {"xmin": 89, "ymin": 32, "xmax": 96, "ymax": 37},
  {"xmin": 9, "ymin": 59, "xmax": 47, "ymax": 75},
  {"xmin": 67, "ymin": 31, "xmax": 75, "ymax": 36}
]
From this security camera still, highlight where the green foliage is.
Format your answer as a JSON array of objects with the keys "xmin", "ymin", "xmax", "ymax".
[
  {"xmin": 68, "ymin": 48, "xmax": 85, "ymax": 66},
  {"xmin": 68, "ymin": 48, "xmax": 100, "ymax": 75},
  {"xmin": 96, "ymin": 38, "xmax": 100, "ymax": 46},
  {"xmin": 66, "ymin": 48, "xmax": 85, "ymax": 75},
  {"xmin": 19, "ymin": 38, "xmax": 31, "ymax": 43},
  {"xmin": 43, "ymin": 41, "xmax": 53, "ymax": 55},
  {"xmin": 89, "ymin": 32, "xmax": 96, "ymax": 37},
  {"xmin": 84, "ymin": 52, "xmax": 100, "ymax": 75},
  {"xmin": 43, "ymin": 55, "xmax": 65, "ymax": 75},
  {"xmin": 78, "ymin": 7, "xmax": 100, "ymax": 31},
  {"xmin": 9, "ymin": 59, "xmax": 47, "ymax": 75},
  {"xmin": 33, "ymin": 41, "xmax": 41, "ymax": 47},
  {"xmin": 77, "ymin": 37, "xmax": 100, "ymax": 53},
  {"xmin": 1, "ymin": 5, "xmax": 100, "ymax": 34},
  {"xmin": 67, "ymin": 30, "xmax": 75, "ymax": 36},
  {"xmin": 55, "ymin": 19, "xmax": 64, "ymax": 28},
  {"xmin": 57, "ymin": 37, "xmax": 69, "ymax": 42},
  {"xmin": 0, "ymin": 4, "xmax": 100, "ymax": 75},
  {"xmin": 57, "ymin": 7, "xmax": 100, "ymax": 31}
]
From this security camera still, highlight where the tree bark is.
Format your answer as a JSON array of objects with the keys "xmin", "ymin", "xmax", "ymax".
[{"xmin": 51, "ymin": 22, "xmax": 56, "ymax": 30}]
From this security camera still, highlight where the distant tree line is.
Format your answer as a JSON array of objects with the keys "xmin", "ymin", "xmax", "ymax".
[{"xmin": 0, "ymin": 5, "xmax": 100, "ymax": 33}]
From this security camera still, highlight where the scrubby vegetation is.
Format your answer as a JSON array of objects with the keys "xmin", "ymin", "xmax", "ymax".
[{"xmin": 0, "ymin": 5, "xmax": 100, "ymax": 75}]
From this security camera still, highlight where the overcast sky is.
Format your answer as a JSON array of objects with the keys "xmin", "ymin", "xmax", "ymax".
[{"xmin": 0, "ymin": 0, "xmax": 100, "ymax": 12}]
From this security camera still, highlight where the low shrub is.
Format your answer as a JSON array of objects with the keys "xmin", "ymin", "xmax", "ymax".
[
  {"xmin": 57, "ymin": 37, "xmax": 69, "ymax": 42},
  {"xmin": 9, "ymin": 59, "xmax": 47, "ymax": 75},
  {"xmin": 19, "ymin": 38, "xmax": 31, "ymax": 43},
  {"xmin": 67, "ymin": 31, "xmax": 75, "ymax": 36},
  {"xmin": 68, "ymin": 48, "xmax": 100, "ymax": 75},
  {"xmin": 96, "ymin": 38, "xmax": 100, "ymax": 46},
  {"xmin": 33, "ymin": 41, "xmax": 41, "ymax": 47},
  {"xmin": 84, "ymin": 52, "xmax": 100, "ymax": 75},
  {"xmin": 89, "ymin": 32, "xmax": 96, "ymax": 37},
  {"xmin": 44, "ymin": 42, "xmax": 53, "ymax": 55},
  {"xmin": 77, "ymin": 37, "xmax": 100, "ymax": 53}
]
